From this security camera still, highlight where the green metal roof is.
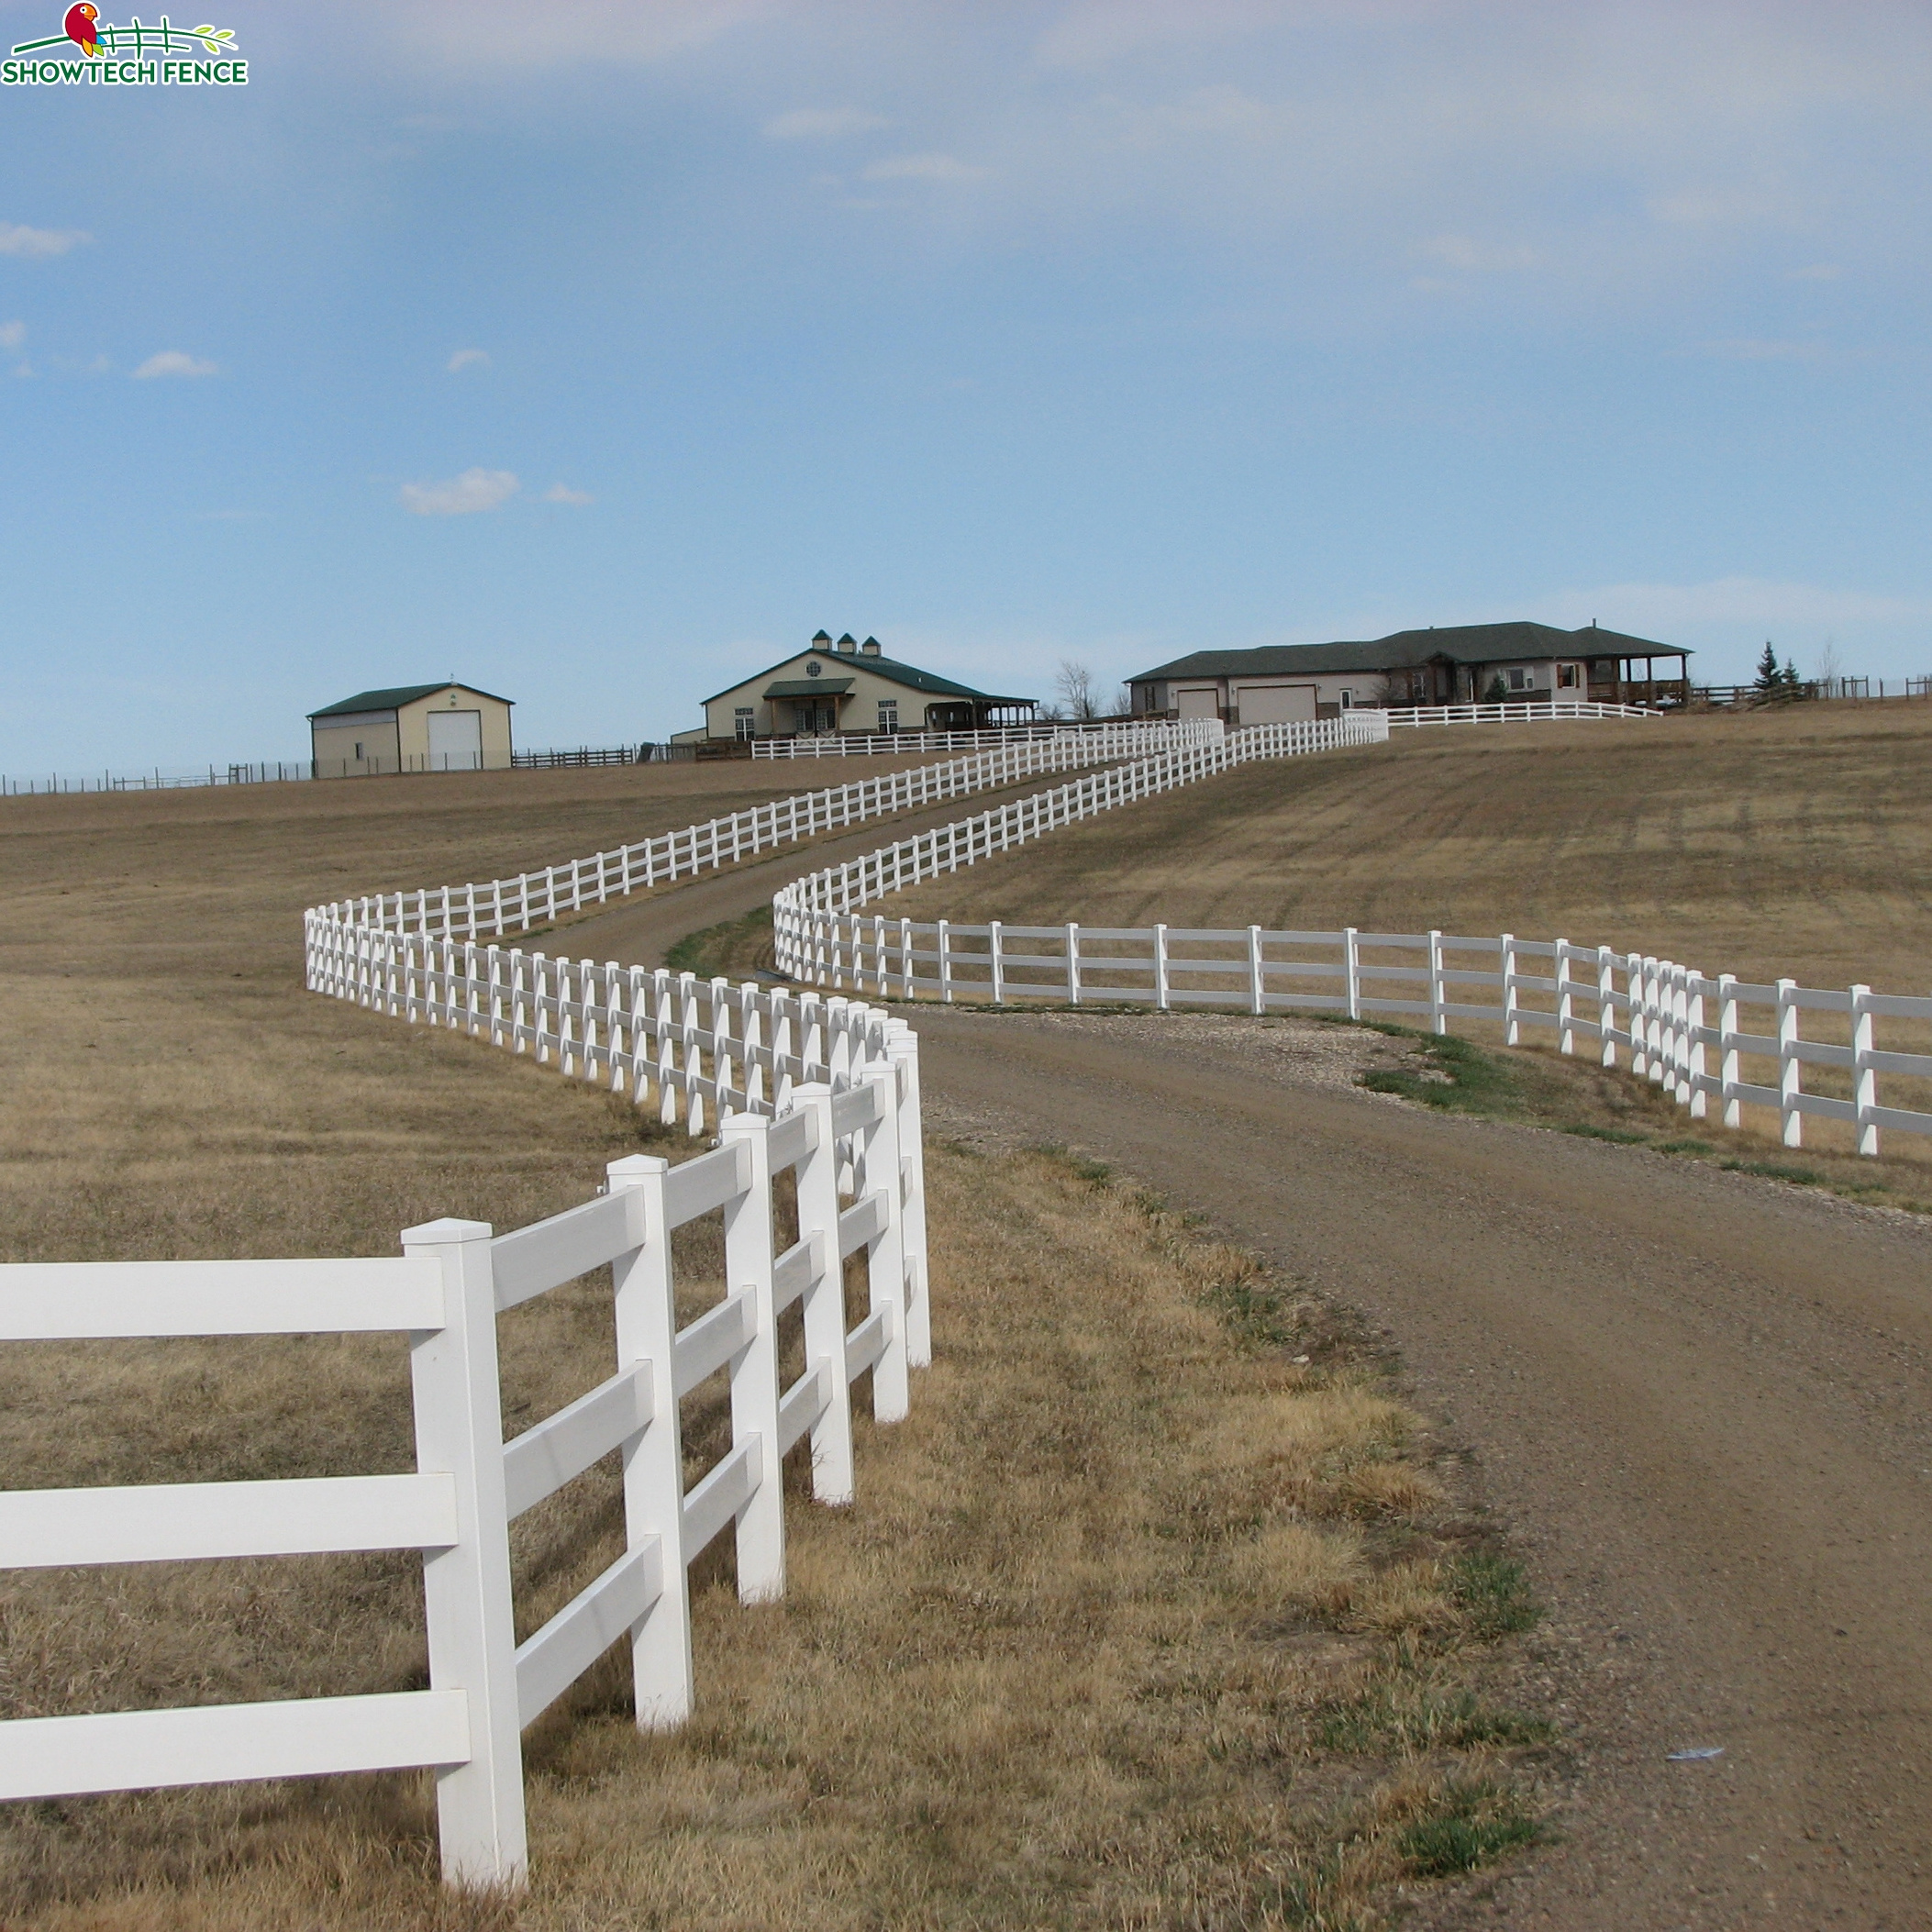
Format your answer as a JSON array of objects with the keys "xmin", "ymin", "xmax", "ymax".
[
  {"xmin": 765, "ymin": 677, "xmax": 855, "ymax": 698},
  {"xmin": 705, "ymin": 645, "xmax": 1030, "ymax": 708},
  {"xmin": 1131, "ymin": 622, "xmax": 1687, "ymax": 684},
  {"xmin": 308, "ymin": 681, "xmax": 514, "ymax": 719}
]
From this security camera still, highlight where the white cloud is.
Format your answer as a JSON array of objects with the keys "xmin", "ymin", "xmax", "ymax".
[
  {"xmin": 447, "ymin": 347, "xmax": 491, "ymax": 372},
  {"xmin": 0, "ymin": 322, "xmax": 23, "ymax": 350},
  {"xmin": 764, "ymin": 106, "xmax": 889, "ymax": 140},
  {"xmin": 542, "ymin": 482, "xmax": 594, "ymax": 505},
  {"xmin": 399, "ymin": 468, "xmax": 520, "ymax": 516},
  {"xmin": 860, "ymin": 152, "xmax": 987, "ymax": 183},
  {"xmin": 0, "ymin": 223, "xmax": 89, "ymax": 258},
  {"xmin": 132, "ymin": 350, "xmax": 218, "ymax": 379}
]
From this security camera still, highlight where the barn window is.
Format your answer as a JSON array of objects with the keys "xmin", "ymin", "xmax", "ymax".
[
  {"xmin": 734, "ymin": 707, "xmax": 756, "ymax": 741},
  {"xmin": 877, "ymin": 700, "xmax": 899, "ymax": 734}
]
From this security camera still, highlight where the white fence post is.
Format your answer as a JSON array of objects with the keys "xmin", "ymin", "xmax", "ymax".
[
  {"xmin": 989, "ymin": 920, "xmax": 1005, "ymax": 1005},
  {"xmin": 1628, "ymin": 954, "xmax": 1649, "ymax": 1079},
  {"xmin": 1686, "ymin": 972, "xmax": 1707, "ymax": 1119},
  {"xmin": 938, "ymin": 919, "xmax": 953, "ymax": 1005},
  {"xmin": 889, "ymin": 1027, "xmax": 931, "ymax": 1371},
  {"xmin": 1556, "ymin": 939, "xmax": 1573, "ymax": 1055},
  {"xmin": 605, "ymin": 1154, "xmax": 694, "ymax": 1729},
  {"xmin": 402, "ymin": 1216, "xmax": 527, "ymax": 1889},
  {"xmin": 1500, "ymin": 934, "xmax": 1518, "ymax": 1045},
  {"xmin": 1247, "ymin": 925, "xmax": 1264, "ymax": 1015},
  {"xmin": 1851, "ymin": 983, "xmax": 1879, "ymax": 1156},
  {"xmin": 1066, "ymin": 923, "xmax": 1081, "ymax": 1006},
  {"xmin": 1155, "ymin": 923, "xmax": 1171, "ymax": 1012},
  {"xmin": 1777, "ymin": 978, "xmax": 1803, "ymax": 1148},
  {"xmin": 718, "ymin": 1114, "xmax": 784, "ymax": 1603},
  {"xmin": 1428, "ymin": 929, "xmax": 1446, "ymax": 1035},
  {"xmin": 859, "ymin": 1069, "xmax": 911, "ymax": 1425},
  {"xmin": 1344, "ymin": 927, "xmax": 1360, "ymax": 1021},
  {"xmin": 794, "ymin": 1083, "xmax": 857, "ymax": 1505},
  {"xmin": 1718, "ymin": 973, "xmax": 1741, "ymax": 1129},
  {"xmin": 1598, "ymin": 945, "xmax": 1617, "ymax": 1068}
]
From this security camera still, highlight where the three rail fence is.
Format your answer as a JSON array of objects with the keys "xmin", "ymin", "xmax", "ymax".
[
  {"xmin": 329, "ymin": 719, "xmax": 1222, "ymax": 944},
  {"xmin": 0, "ymin": 955, "xmax": 927, "ymax": 1890},
  {"xmin": 772, "ymin": 716, "xmax": 1932, "ymax": 1161}
]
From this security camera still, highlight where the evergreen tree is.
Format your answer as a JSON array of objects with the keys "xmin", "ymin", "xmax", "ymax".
[{"xmin": 1753, "ymin": 642, "xmax": 1783, "ymax": 698}]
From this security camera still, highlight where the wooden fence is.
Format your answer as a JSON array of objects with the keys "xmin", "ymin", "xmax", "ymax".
[
  {"xmin": 328, "ymin": 720, "xmax": 1223, "ymax": 945},
  {"xmin": 0, "ymin": 958, "xmax": 925, "ymax": 1891}
]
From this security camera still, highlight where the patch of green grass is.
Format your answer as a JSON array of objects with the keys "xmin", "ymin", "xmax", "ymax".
[
  {"xmin": 1563, "ymin": 1123, "xmax": 1648, "ymax": 1145},
  {"xmin": 664, "ymin": 903, "xmax": 772, "ymax": 981},
  {"xmin": 1398, "ymin": 1780, "xmax": 1542, "ymax": 1879},
  {"xmin": 1720, "ymin": 1158, "xmax": 1825, "ymax": 1185},
  {"xmin": 1445, "ymin": 1550, "xmax": 1540, "ymax": 1638},
  {"xmin": 1356, "ymin": 1030, "xmax": 1525, "ymax": 1117},
  {"xmin": 1202, "ymin": 1272, "xmax": 1298, "ymax": 1351},
  {"xmin": 1655, "ymin": 1138, "xmax": 1716, "ymax": 1154},
  {"xmin": 1319, "ymin": 1680, "xmax": 1553, "ymax": 1755}
]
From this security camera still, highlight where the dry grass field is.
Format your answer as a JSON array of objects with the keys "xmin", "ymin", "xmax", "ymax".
[
  {"xmin": 893, "ymin": 704, "xmax": 1932, "ymax": 997},
  {"xmin": 883, "ymin": 703, "xmax": 1932, "ymax": 1177},
  {"xmin": 0, "ymin": 771, "xmax": 1550, "ymax": 1928}
]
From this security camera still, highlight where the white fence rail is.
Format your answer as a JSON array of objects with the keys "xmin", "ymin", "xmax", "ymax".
[
  {"xmin": 328, "ymin": 721, "xmax": 1222, "ymax": 945},
  {"xmin": 786, "ymin": 920, "xmax": 1932, "ymax": 1160},
  {"xmin": 772, "ymin": 713, "xmax": 1390, "ymax": 949},
  {"xmin": 749, "ymin": 720, "xmax": 1211, "ymax": 760},
  {"xmin": 4, "ymin": 953, "xmax": 927, "ymax": 1889},
  {"xmin": 1374, "ymin": 699, "xmax": 1660, "ymax": 727}
]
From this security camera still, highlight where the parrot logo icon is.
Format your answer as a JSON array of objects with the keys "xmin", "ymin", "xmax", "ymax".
[{"xmin": 62, "ymin": 3, "xmax": 102, "ymax": 55}]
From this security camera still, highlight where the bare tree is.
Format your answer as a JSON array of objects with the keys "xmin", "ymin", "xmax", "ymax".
[
  {"xmin": 1814, "ymin": 636, "xmax": 1843, "ymax": 694},
  {"xmin": 1112, "ymin": 684, "xmax": 1134, "ymax": 718},
  {"xmin": 1054, "ymin": 659, "xmax": 1100, "ymax": 722}
]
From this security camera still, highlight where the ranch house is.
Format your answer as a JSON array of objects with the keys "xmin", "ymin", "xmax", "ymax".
[
  {"xmin": 1128, "ymin": 621, "xmax": 1691, "ymax": 726},
  {"xmin": 688, "ymin": 633, "xmax": 1037, "ymax": 744},
  {"xmin": 308, "ymin": 681, "xmax": 515, "ymax": 778}
]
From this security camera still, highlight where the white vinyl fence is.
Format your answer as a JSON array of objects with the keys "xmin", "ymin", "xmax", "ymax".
[
  {"xmin": 328, "ymin": 720, "xmax": 1221, "ymax": 945},
  {"xmin": 772, "ymin": 712, "xmax": 1391, "ymax": 944},
  {"xmin": 750, "ymin": 719, "xmax": 1212, "ymax": 760},
  {"xmin": 779, "ymin": 918, "xmax": 1932, "ymax": 1159},
  {"xmin": 0, "ymin": 967, "xmax": 926, "ymax": 1890},
  {"xmin": 1374, "ymin": 699, "xmax": 1659, "ymax": 727}
]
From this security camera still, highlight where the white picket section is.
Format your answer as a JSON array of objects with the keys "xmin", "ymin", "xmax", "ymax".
[{"xmin": 324, "ymin": 721, "xmax": 1221, "ymax": 946}]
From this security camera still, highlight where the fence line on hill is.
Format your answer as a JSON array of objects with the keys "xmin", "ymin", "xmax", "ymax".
[
  {"xmin": 0, "ymin": 951, "xmax": 926, "ymax": 1891},
  {"xmin": 1374, "ymin": 699, "xmax": 1659, "ymax": 727},
  {"xmin": 327, "ymin": 719, "xmax": 1223, "ymax": 945},
  {"xmin": 751, "ymin": 719, "xmax": 1194, "ymax": 760},
  {"xmin": 779, "ymin": 916, "xmax": 1932, "ymax": 1159},
  {"xmin": 771, "ymin": 713, "xmax": 1392, "ymax": 936},
  {"xmin": 770, "ymin": 707, "xmax": 1929, "ymax": 1160}
]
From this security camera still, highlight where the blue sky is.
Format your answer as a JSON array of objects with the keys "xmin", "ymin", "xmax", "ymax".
[{"xmin": 3, "ymin": 1, "xmax": 1929, "ymax": 771}]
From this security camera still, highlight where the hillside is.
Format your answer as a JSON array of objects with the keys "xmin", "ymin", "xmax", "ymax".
[{"xmin": 890, "ymin": 703, "xmax": 1932, "ymax": 998}]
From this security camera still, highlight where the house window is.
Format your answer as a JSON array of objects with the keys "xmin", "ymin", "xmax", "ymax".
[
  {"xmin": 1558, "ymin": 663, "xmax": 1580, "ymax": 689},
  {"xmin": 353, "ymin": 741, "xmax": 364, "ymax": 761},
  {"xmin": 1507, "ymin": 667, "xmax": 1528, "ymax": 692},
  {"xmin": 1338, "ymin": 689, "xmax": 1354, "ymax": 709},
  {"xmin": 734, "ymin": 706, "xmax": 756, "ymax": 741},
  {"xmin": 877, "ymin": 700, "xmax": 899, "ymax": 734}
]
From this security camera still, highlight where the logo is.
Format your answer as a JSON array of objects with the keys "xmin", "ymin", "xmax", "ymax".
[{"xmin": 5, "ymin": 11, "xmax": 246, "ymax": 84}]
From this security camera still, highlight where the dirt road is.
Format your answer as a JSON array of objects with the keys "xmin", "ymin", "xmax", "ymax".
[{"xmin": 565, "ymin": 853, "xmax": 1932, "ymax": 1928}]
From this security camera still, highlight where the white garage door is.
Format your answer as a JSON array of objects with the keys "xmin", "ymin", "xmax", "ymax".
[
  {"xmin": 1234, "ymin": 683, "xmax": 1317, "ymax": 726},
  {"xmin": 1174, "ymin": 685, "xmax": 1222, "ymax": 720},
  {"xmin": 427, "ymin": 709, "xmax": 483, "ymax": 771}
]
